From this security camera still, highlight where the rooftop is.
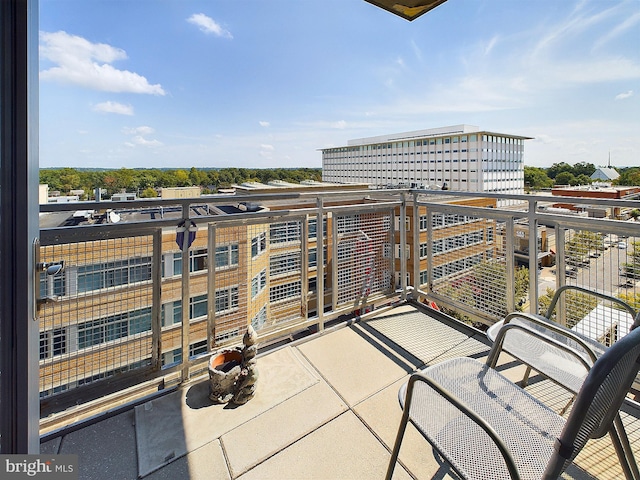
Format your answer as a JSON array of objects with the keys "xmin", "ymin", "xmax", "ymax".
[{"xmin": 41, "ymin": 302, "xmax": 640, "ymax": 479}]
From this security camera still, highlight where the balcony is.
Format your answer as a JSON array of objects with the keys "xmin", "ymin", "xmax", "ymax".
[{"xmin": 36, "ymin": 188, "xmax": 640, "ymax": 478}]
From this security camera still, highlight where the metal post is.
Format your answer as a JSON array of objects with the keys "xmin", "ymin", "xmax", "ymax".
[
  {"xmin": 207, "ymin": 224, "xmax": 216, "ymax": 350},
  {"xmin": 301, "ymin": 216, "xmax": 309, "ymax": 321},
  {"xmin": 411, "ymin": 193, "xmax": 420, "ymax": 300},
  {"xmin": 399, "ymin": 192, "xmax": 408, "ymax": 300},
  {"xmin": 331, "ymin": 209, "xmax": 338, "ymax": 313},
  {"xmin": 316, "ymin": 198, "xmax": 325, "ymax": 330},
  {"xmin": 528, "ymin": 198, "xmax": 539, "ymax": 314},
  {"xmin": 505, "ymin": 217, "xmax": 515, "ymax": 313},
  {"xmin": 556, "ymin": 227, "xmax": 567, "ymax": 326},
  {"xmin": 151, "ymin": 229, "xmax": 162, "ymax": 369},
  {"xmin": 0, "ymin": 0, "xmax": 40, "ymax": 453},
  {"xmin": 181, "ymin": 219, "xmax": 191, "ymax": 382}
]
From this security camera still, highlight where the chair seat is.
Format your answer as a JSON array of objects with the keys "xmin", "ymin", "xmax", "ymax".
[{"xmin": 402, "ymin": 357, "xmax": 565, "ymax": 480}]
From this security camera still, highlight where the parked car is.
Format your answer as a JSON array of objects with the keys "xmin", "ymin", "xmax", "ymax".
[{"xmin": 618, "ymin": 241, "xmax": 627, "ymax": 249}]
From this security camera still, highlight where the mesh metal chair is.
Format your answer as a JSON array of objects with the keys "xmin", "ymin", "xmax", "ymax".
[
  {"xmin": 385, "ymin": 325, "xmax": 640, "ymax": 480},
  {"xmin": 486, "ymin": 285, "xmax": 639, "ymax": 396}
]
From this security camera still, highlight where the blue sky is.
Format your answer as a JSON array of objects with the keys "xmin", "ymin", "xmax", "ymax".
[{"xmin": 39, "ymin": 0, "xmax": 640, "ymax": 169}]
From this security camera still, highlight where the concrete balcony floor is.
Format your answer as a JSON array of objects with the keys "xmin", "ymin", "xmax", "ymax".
[{"xmin": 41, "ymin": 304, "xmax": 640, "ymax": 479}]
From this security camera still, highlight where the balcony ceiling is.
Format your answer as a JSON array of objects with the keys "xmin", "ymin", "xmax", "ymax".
[{"xmin": 364, "ymin": 0, "xmax": 448, "ymax": 21}]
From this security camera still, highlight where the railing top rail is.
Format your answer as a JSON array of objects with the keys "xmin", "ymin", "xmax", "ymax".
[
  {"xmin": 412, "ymin": 188, "xmax": 640, "ymax": 209},
  {"xmin": 416, "ymin": 201, "xmax": 528, "ymax": 222},
  {"xmin": 40, "ymin": 198, "xmax": 402, "ymax": 243},
  {"xmin": 536, "ymin": 212, "xmax": 640, "ymax": 236},
  {"xmin": 39, "ymin": 189, "xmax": 400, "ymax": 213}
]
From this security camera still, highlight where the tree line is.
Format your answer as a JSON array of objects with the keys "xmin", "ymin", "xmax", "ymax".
[
  {"xmin": 40, "ymin": 167, "xmax": 323, "ymax": 198},
  {"xmin": 524, "ymin": 162, "xmax": 640, "ymax": 190},
  {"xmin": 40, "ymin": 163, "xmax": 640, "ymax": 199}
]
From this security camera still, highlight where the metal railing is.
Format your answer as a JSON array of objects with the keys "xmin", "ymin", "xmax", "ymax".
[{"xmin": 37, "ymin": 189, "xmax": 640, "ymax": 429}]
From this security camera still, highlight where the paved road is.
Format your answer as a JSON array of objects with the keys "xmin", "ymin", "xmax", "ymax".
[{"xmin": 538, "ymin": 240, "xmax": 633, "ymax": 297}]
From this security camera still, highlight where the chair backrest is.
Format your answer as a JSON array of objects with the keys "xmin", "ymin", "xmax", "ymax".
[
  {"xmin": 545, "ymin": 285, "xmax": 638, "ymax": 322},
  {"xmin": 545, "ymin": 325, "xmax": 640, "ymax": 477}
]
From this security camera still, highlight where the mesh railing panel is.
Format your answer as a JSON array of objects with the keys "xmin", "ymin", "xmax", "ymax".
[
  {"xmin": 39, "ymin": 236, "xmax": 155, "ymax": 398},
  {"xmin": 550, "ymin": 229, "xmax": 639, "ymax": 345},
  {"xmin": 428, "ymin": 209, "xmax": 507, "ymax": 321},
  {"xmin": 333, "ymin": 211, "xmax": 393, "ymax": 309}
]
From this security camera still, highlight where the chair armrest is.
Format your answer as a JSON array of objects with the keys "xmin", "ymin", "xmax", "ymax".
[
  {"xmin": 488, "ymin": 320, "xmax": 594, "ymax": 368},
  {"xmin": 492, "ymin": 311, "xmax": 600, "ymax": 365},
  {"xmin": 403, "ymin": 372, "xmax": 521, "ymax": 480},
  {"xmin": 547, "ymin": 285, "xmax": 638, "ymax": 322}
]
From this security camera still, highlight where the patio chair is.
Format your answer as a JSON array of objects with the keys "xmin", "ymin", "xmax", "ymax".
[
  {"xmin": 486, "ymin": 285, "xmax": 639, "ymax": 396},
  {"xmin": 385, "ymin": 324, "xmax": 640, "ymax": 480}
]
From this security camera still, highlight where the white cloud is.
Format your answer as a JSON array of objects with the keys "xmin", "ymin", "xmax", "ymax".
[
  {"xmin": 332, "ymin": 120, "xmax": 347, "ymax": 129},
  {"xmin": 122, "ymin": 126, "xmax": 155, "ymax": 136},
  {"xmin": 615, "ymin": 90, "xmax": 634, "ymax": 101},
  {"xmin": 484, "ymin": 35, "xmax": 500, "ymax": 56},
  {"xmin": 259, "ymin": 121, "xmax": 270, "ymax": 127},
  {"xmin": 259, "ymin": 143, "xmax": 275, "ymax": 159},
  {"xmin": 122, "ymin": 125, "xmax": 162, "ymax": 147},
  {"xmin": 187, "ymin": 14, "xmax": 232, "ymax": 39},
  {"xmin": 93, "ymin": 101, "xmax": 134, "ymax": 115},
  {"xmin": 593, "ymin": 11, "xmax": 640, "ymax": 50},
  {"xmin": 131, "ymin": 136, "xmax": 163, "ymax": 147},
  {"xmin": 40, "ymin": 31, "xmax": 165, "ymax": 95}
]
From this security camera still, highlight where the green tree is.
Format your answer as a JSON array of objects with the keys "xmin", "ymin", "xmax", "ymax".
[
  {"xmin": 547, "ymin": 162, "xmax": 573, "ymax": 179},
  {"xmin": 621, "ymin": 241, "xmax": 640, "ymax": 279},
  {"xmin": 173, "ymin": 169, "xmax": 191, "ymax": 187},
  {"xmin": 139, "ymin": 187, "xmax": 158, "ymax": 198},
  {"xmin": 524, "ymin": 166, "xmax": 553, "ymax": 190},
  {"xmin": 566, "ymin": 230, "xmax": 603, "ymax": 264},
  {"xmin": 572, "ymin": 162, "xmax": 596, "ymax": 177},
  {"xmin": 472, "ymin": 261, "xmax": 529, "ymax": 317},
  {"xmin": 575, "ymin": 174, "xmax": 591, "ymax": 185},
  {"xmin": 189, "ymin": 167, "xmax": 208, "ymax": 186},
  {"xmin": 617, "ymin": 292, "xmax": 640, "ymax": 311},
  {"xmin": 538, "ymin": 287, "xmax": 599, "ymax": 327},
  {"xmin": 554, "ymin": 171, "xmax": 577, "ymax": 186},
  {"xmin": 615, "ymin": 167, "xmax": 640, "ymax": 186}
]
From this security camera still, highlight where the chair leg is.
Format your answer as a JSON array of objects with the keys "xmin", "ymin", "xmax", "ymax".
[
  {"xmin": 612, "ymin": 415, "xmax": 640, "ymax": 480},
  {"xmin": 559, "ymin": 395, "xmax": 576, "ymax": 416},
  {"xmin": 519, "ymin": 366, "xmax": 533, "ymax": 388},
  {"xmin": 385, "ymin": 406, "xmax": 410, "ymax": 480}
]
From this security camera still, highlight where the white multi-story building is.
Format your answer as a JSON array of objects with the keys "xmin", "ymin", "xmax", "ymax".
[{"xmin": 321, "ymin": 125, "xmax": 531, "ymax": 195}]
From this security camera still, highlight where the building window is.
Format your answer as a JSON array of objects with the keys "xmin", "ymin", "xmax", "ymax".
[
  {"xmin": 252, "ymin": 306, "xmax": 267, "ymax": 331},
  {"xmin": 251, "ymin": 232, "xmax": 267, "ymax": 258},
  {"xmin": 39, "ymin": 328, "xmax": 67, "ymax": 360},
  {"xmin": 77, "ymin": 257, "xmax": 152, "ymax": 293},
  {"xmin": 78, "ymin": 307, "xmax": 152, "ymax": 349},
  {"xmin": 308, "ymin": 217, "xmax": 327, "ymax": 238},
  {"xmin": 270, "ymin": 281, "xmax": 301, "ymax": 303},
  {"xmin": 190, "ymin": 294, "xmax": 208, "ymax": 320},
  {"xmin": 251, "ymin": 269, "xmax": 267, "ymax": 298},
  {"xmin": 169, "ymin": 248, "xmax": 208, "ymax": 276},
  {"xmin": 161, "ymin": 301, "xmax": 182, "ymax": 327},
  {"xmin": 215, "ymin": 244, "xmax": 238, "ymax": 269},
  {"xmin": 270, "ymin": 252, "xmax": 301, "ymax": 277},
  {"xmin": 270, "ymin": 221, "xmax": 301, "ymax": 244},
  {"xmin": 161, "ymin": 348, "xmax": 181, "ymax": 368},
  {"xmin": 189, "ymin": 340, "xmax": 208, "ymax": 358},
  {"xmin": 215, "ymin": 286, "xmax": 239, "ymax": 314},
  {"xmin": 215, "ymin": 328, "xmax": 240, "ymax": 344}
]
